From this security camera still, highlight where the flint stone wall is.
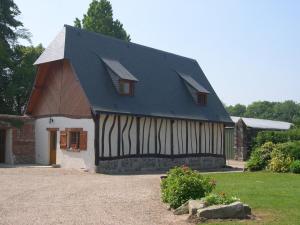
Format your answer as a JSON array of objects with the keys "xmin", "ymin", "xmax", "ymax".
[{"xmin": 96, "ymin": 156, "xmax": 225, "ymax": 173}]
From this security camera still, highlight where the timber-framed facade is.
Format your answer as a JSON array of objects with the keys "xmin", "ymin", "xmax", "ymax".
[{"xmin": 26, "ymin": 25, "xmax": 233, "ymax": 172}]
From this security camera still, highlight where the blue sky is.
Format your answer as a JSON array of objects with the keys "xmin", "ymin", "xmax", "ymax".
[{"xmin": 15, "ymin": 0, "xmax": 300, "ymax": 105}]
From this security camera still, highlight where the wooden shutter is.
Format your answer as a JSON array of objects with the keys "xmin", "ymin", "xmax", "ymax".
[
  {"xmin": 60, "ymin": 131, "xmax": 67, "ymax": 149},
  {"xmin": 79, "ymin": 131, "xmax": 87, "ymax": 150}
]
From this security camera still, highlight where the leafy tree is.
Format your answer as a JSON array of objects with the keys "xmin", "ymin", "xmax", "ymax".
[
  {"xmin": 0, "ymin": 0, "xmax": 41, "ymax": 115},
  {"xmin": 273, "ymin": 100, "xmax": 300, "ymax": 123},
  {"xmin": 74, "ymin": 0, "xmax": 130, "ymax": 41},
  {"xmin": 226, "ymin": 100, "xmax": 300, "ymax": 125},
  {"xmin": 1, "ymin": 0, "xmax": 26, "ymax": 114},
  {"xmin": 7, "ymin": 45, "xmax": 44, "ymax": 114},
  {"xmin": 226, "ymin": 104, "xmax": 246, "ymax": 117}
]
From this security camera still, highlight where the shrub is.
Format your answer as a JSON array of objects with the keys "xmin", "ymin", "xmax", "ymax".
[
  {"xmin": 290, "ymin": 160, "xmax": 300, "ymax": 174},
  {"xmin": 203, "ymin": 192, "xmax": 240, "ymax": 206},
  {"xmin": 246, "ymin": 142, "xmax": 275, "ymax": 171},
  {"xmin": 254, "ymin": 129, "xmax": 300, "ymax": 147},
  {"xmin": 276, "ymin": 141, "xmax": 300, "ymax": 160},
  {"xmin": 161, "ymin": 166, "xmax": 216, "ymax": 209},
  {"xmin": 268, "ymin": 147, "xmax": 293, "ymax": 172}
]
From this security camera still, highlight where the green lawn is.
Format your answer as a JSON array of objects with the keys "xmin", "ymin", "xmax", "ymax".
[{"xmin": 202, "ymin": 172, "xmax": 300, "ymax": 225}]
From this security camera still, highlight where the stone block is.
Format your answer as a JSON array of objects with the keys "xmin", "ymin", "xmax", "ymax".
[{"xmin": 197, "ymin": 201, "xmax": 249, "ymax": 219}]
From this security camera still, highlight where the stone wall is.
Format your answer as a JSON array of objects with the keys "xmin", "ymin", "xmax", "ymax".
[
  {"xmin": 234, "ymin": 119, "xmax": 268, "ymax": 161},
  {"xmin": 234, "ymin": 120, "xmax": 248, "ymax": 161},
  {"xmin": 96, "ymin": 156, "xmax": 225, "ymax": 174}
]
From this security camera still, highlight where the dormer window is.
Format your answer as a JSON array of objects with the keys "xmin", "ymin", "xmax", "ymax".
[
  {"xmin": 119, "ymin": 79, "xmax": 134, "ymax": 96},
  {"xmin": 197, "ymin": 92, "xmax": 207, "ymax": 106},
  {"xmin": 177, "ymin": 71, "xmax": 210, "ymax": 106},
  {"xmin": 101, "ymin": 57, "xmax": 138, "ymax": 96}
]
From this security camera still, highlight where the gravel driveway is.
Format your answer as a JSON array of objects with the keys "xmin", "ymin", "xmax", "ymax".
[{"xmin": 0, "ymin": 167, "xmax": 189, "ymax": 225}]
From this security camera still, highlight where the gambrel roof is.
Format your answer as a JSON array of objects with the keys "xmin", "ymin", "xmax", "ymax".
[{"xmin": 32, "ymin": 25, "xmax": 232, "ymax": 124}]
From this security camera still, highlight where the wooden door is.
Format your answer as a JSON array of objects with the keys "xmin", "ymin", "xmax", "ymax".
[
  {"xmin": 0, "ymin": 130, "xmax": 6, "ymax": 163},
  {"xmin": 224, "ymin": 128, "xmax": 234, "ymax": 160},
  {"xmin": 49, "ymin": 131, "xmax": 57, "ymax": 165}
]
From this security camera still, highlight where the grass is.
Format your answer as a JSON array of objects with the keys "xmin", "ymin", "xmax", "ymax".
[{"xmin": 201, "ymin": 172, "xmax": 300, "ymax": 225}]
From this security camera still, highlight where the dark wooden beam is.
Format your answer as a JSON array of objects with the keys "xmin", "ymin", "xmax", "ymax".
[
  {"xmin": 117, "ymin": 115, "xmax": 121, "ymax": 157},
  {"xmin": 186, "ymin": 120, "xmax": 188, "ymax": 154},
  {"xmin": 93, "ymin": 112, "xmax": 100, "ymax": 166},
  {"xmin": 136, "ymin": 117, "xmax": 140, "ymax": 155},
  {"xmin": 154, "ymin": 118, "xmax": 157, "ymax": 154},
  {"xmin": 170, "ymin": 120, "xmax": 174, "ymax": 156}
]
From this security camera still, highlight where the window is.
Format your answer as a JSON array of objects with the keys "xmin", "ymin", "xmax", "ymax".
[
  {"xmin": 177, "ymin": 72, "xmax": 210, "ymax": 106},
  {"xmin": 119, "ymin": 79, "xmax": 134, "ymax": 96},
  {"xmin": 101, "ymin": 58, "xmax": 138, "ymax": 96},
  {"xmin": 69, "ymin": 131, "xmax": 80, "ymax": 149},
  {"xmin": 197, "ymin": 93, "xmax": 207, "ymax": 106},
  {"xmin": 60, "ymin": 129, "xmax": 87, "ymax": 151}
]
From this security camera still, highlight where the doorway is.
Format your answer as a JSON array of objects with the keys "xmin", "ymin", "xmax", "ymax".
[
  {"xmin": 0, "ymin": 130, "xmax": 6, "ymax": 163},
  {"xmin": 49, "ymin": 130, "xmax": 57, "ymax": 165}
]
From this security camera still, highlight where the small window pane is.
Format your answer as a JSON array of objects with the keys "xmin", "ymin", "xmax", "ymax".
[
  {"xmin": 119, "ymin": 80, "xmax": 133, "ymax": 95},
  {"xmin": 198, "ymin": 93, "xmax": 207, "ymax": 106},
  {"xmin": 69, "ymin": 132, "xmax": 80, "ymax": 149}
]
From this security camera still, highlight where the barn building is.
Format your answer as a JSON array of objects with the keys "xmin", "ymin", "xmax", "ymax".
[
  {"xmin": 24, "ymin": 25, "xmax": 232, "ymax": 172},
  {"xmin": 225, "ymin": 116, "xmax": 292, "ymax": 161}
]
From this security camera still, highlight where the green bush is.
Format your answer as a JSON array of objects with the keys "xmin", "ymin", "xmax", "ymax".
[
  {"xmin": 203, "ymin": 192, "xmax": 240, "ymax": 206},
  {"xmin": 268, "ymin": 147, "xmax": 293, "ymax": 172},
  {"xmin": 246, "ymin": 142, "xmax": 275, "ymax": 171},
  {"xmin": 161, "ymin": 166, "xmax": 216, "ymax": 209},
  {"xmin": 290, "ymin": 160, "xmax": 300, "ymax": 174},
  {"xmin": 255, "ymin": 129, "xmax": 300, "ymax": 147},
  {"xmin": 276, "ymin": 141, "xmax": 300, "ymax": 160}
]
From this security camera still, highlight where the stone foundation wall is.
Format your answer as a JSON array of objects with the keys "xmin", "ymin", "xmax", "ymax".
[{"xmin": 96, "ymin": 156, "xmax": 225, "ymax": 174}]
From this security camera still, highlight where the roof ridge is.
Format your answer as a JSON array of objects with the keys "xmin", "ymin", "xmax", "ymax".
[{"xmin": 64, "ymin": 24, "xmax": 197, "ymax": 63}]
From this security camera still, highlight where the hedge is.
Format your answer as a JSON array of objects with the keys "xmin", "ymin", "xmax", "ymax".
[{"xmin": 254, "ymin": 129, "xmax": 300, "ymax": 147}]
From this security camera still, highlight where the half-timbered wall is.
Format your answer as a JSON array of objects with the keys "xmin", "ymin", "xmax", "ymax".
[{"xmin": 99, "ymin": 113, "xmax": 224, "ymax": 159}]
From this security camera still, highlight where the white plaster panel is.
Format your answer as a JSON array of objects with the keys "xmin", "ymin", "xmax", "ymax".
[{"xmin": 35, "ymin": 117, "xmax": 95, "ymax": 170}]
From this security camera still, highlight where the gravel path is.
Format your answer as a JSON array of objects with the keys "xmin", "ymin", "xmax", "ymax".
[{"xmin": 0, "ymin": 167, "xmax": 189, "ymax": 225}]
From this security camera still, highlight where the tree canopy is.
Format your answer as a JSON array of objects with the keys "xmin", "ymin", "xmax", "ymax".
[
  {"xmin": 226, "ymin": 101, "xmax": 300, "ymax": 125},
  {"xmin": 0, "ymin": 0, "xmax": 43, "ymax": 115},
  {"xmin": 74, "ymin": 0, "xmax": 130, "ymax": 41}
]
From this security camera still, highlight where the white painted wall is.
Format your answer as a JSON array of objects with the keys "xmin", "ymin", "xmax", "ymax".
[{"xmin": 35, "ymin": 117, "xmax": 95, "ymax": 170}]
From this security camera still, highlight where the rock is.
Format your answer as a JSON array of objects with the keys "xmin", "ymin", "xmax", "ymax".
[
  {"xmin": 173, "ymin": 201, "xmax": 189, "ymax": 215},
  {"xmin": 160, "ymin": 175, "xmax": 167, "ymax": 180},
  {"xmin": 197, "ymin": 201, "xmax": 250, "ymax": 219},
  {"xmin": 243, "ymin": 204, "xmax": 251, "ymax": 215},
  {"xmin": 188, "ymin": 200, "xmax": 205, "ymax": 215}
]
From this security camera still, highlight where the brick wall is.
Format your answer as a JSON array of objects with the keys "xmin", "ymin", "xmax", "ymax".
[
  {"xmin": 12, "ymin": 122, "xmax": 35, "ymax": 163},
  {"xmin": 0, "ymin": 115, "xmax": 35, "ymax": 164}
]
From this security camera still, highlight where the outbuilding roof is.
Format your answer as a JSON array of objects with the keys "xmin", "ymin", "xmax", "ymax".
[
  {"xmin": 32, "ymin": 25, "xmax": 232, "ymax": 124},
  {"xmin": 231, "ymin": 116, "xmax": 292, "ymax": 130}
]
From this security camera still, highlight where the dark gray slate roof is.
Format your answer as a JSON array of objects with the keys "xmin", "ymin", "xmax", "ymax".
[{"xmin": 34, "ymin": 25, "xmax": 232, "ymax": 124}]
